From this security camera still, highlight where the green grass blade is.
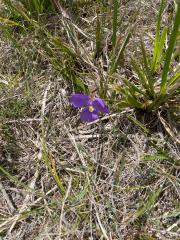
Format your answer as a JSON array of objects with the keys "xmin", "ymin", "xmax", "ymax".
[
  {"xmin": 152, "ymin": 0, "xmax": 166, "ymax": 72},
  {"xmin": 168, "ymin": 66, "xmax": 180, "ymax": 86},
  {"xmin": 166, "ymin": 80, "xmax": 180, "ymax": 96},
  {"xmin": 51, "ymin": 37, "xmax": 76, "ymax": 57},
  {"xmin": 131, "ymin": 60, "xmax": 148, "ymax": 91},
  {"xmin": 94, "ymin": 16, "xmax": 102, "ymax": 59},
  {"xmin": 160, "ymin": 1, "xmax": 180, "ymax": 93},
  {"xmin": 152, "ymin": 26, "xmax": 168, "ymax": 72},
  {"xmin": 112, "ymin": 0, "xmax": 119, "ymax": 48},
  {"xmin": 133, "ymin": 189, "xmax": 161, "ymax": 220},
  {"xmin": 127, "ymin": 115, "xmax": 150, "ymax": 133},
  {"xmin": 143, "ymin": 152, "xmax": 169, "ymax": 161},
  {"xmin": 42, "ymin": 142, "xmax": 65, "ymax": 194},
  {"xmin": 32, "ymin": 0, "xmax": 42, "ymax": 15},
  {"xmin": 156, "ymin": 26, "xmax": 168, "ymax": 64},
  {"xmin": 125, "ymin": 92, "xmax": 144, "ymax": 109},
  {"xmin": 122, "ymin": 79, "xmax": 146, "ymax": 95},
  {"xmin": 0, "ymin": 165, "xmax": 31, "ymax": 190},
  {"xmin": 140, "ymin": 39, "xmax": 155, "ymax": 97},
  {"xmin": 6, "ymin": 1, "xmax": 34, "ymax": 23},
  {"xmin": 110, "ymin": 31, "xmax": 131, "ymax": 74},
  {"xmin": 0, "ymin": 16, "xmax": 21, "ymax": 26},
  {"xmin": 116, "ymin": 83, "xmax": 145, "ymax": 110}
]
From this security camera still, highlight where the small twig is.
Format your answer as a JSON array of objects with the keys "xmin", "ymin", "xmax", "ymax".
[
  {"xmin": 31, "ymin": 186, "xmax": 58, "ymax": 206},
  {"xmin": 167, "ymin": 219, "xmax": 180, "ymax": 232},
  {"xmin": 69, "ymin": 109, "xmax": 134, "ymax": 133},
  {"xmin": 59, "ymin": 176, "xmax": 72, "ymax": 239},
  {"xmin": 0, "ymin": 182, "xmax": 15, "ymax": 213},
  {"xmin": 41, "ymin": 82, "xmax": 51, "ymax": 126},
  {"xmin": 64, "ymin": 126, "xmax": 87, "ymax": 168},
  {"xmin": 8, "ymin": 169, "xmax": 39, "ymax": 233},
  {"xmin": 158, "ymin": 111, "xmax": 180, "ymax": 144},
  {"xmin": 86, "ymin": 109, "xmax": 133, "ymax": 126},
  {"xmin": 6, "ymin": 118, "xmax": 42, "ymax": 124},
  {"xmin": 0, "ymin": 185, "xmax": 58, "ymax": 233},
  {"xmin": 91, "ymin": 195, "xmax": 109, "ymax": 240},
  {"xmin": 74, "ymin": 134, "xmax": 100, "ymax": 140}
]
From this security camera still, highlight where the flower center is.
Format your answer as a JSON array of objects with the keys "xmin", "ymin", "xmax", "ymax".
[{"xmin": 88, "ymin": 106, "xmax": 94, "ymax": 112}]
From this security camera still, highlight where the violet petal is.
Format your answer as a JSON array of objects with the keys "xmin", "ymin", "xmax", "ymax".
[
  {"xmin": 80, "ymin": 106, "xmax": 98, "ymax": 122},
  {"xmin": 92, "ymin": 98, "xmax": 110, "ymax": 113},
  {"xmin": 69, "ymin": 93, "xmax": 90, "ymax": 108}
]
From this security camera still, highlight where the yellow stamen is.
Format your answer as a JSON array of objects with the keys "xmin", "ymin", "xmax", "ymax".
[{"xmin": 89, "ymin": 106, "xmax": 94, "ymax": 112}]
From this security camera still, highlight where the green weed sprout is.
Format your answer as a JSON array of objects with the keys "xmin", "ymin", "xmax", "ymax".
[{"xmin": 115, "ymin": 0, "xmax": 180, "ymax": 111}]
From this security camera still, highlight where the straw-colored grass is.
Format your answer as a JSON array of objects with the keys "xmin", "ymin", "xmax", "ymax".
[{"xmin": 0, "ymin": 0, "xmax": 179, "ymax": 239}]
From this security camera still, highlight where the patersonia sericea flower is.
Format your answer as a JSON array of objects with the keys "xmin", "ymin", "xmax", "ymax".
[{"xmin": 70, "ymin": 93, "xmax": 110, "ymax": 122}]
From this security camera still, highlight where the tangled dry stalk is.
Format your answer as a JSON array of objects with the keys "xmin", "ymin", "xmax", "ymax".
[{"xmin": 0, "ymin": 0, "xmax": 179, "ymax": 239}]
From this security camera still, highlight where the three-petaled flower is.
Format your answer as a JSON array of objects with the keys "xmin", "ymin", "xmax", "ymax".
[{"xmin": 70, "ymin": 93, "xmax": 110, "ymax": 122}]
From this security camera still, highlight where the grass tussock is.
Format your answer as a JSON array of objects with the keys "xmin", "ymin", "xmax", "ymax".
[{"xmin": 0, "ymin": 0, "xmax": 180, "ymax": 239}]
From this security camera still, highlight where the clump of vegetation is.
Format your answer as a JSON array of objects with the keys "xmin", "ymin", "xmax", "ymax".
[
  {"xmin": 0, "ymin": 0, "xmax": 179, "ymax": 239},
  {"xmin": 114, "ymin": 0, "xmax": 180, "ymax": 111}
]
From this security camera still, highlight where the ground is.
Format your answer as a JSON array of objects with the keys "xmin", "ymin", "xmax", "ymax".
[{"xmin": 0, "ymin": 0, "xmax": 179, "ymax": 239}]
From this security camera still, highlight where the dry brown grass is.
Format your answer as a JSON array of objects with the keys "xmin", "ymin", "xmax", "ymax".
[{"xmin": 0, "ymin": 0, "xmax": 179, "ymax": 239}]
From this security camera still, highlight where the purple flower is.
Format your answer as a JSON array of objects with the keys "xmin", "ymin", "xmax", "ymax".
[{"xmin": 70, "ymin": 93, "xmax": 110, "ymax": 122}]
